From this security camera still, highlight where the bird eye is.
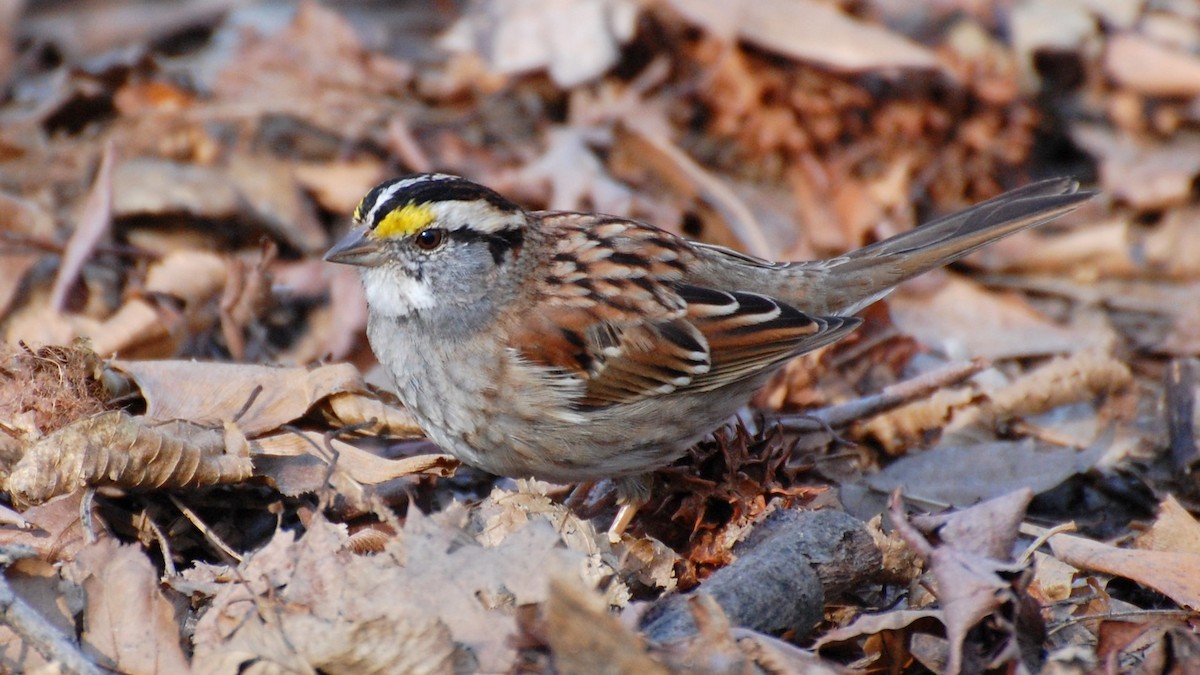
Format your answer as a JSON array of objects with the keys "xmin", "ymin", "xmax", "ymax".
[{"xmin": 414, "ymin": 228, "xmax": 446, "ymax": 251}]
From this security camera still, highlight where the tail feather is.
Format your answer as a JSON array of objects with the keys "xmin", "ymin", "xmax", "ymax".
[{"xmin": 797, "ymin": 178, "xmax": 1095, "ymax": 315}]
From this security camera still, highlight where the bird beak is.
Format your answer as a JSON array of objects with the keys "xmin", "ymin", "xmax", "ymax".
[{"xmin": 324, "ymin": 226, "xmax": 385, "ymax": 267}]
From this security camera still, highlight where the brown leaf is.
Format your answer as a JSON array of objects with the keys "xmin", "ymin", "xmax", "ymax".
[
  {"xmin": 1136, "ymin": 495, "xmax": 1200, "ymax": 556},
  {"xmin": 539, "ymin": 577, "xmax": 667, "ymax": 674},
  {"xmin": 892, "ymin": 490, "xmax": 1033, "ymax": 675},
  {"xmin": 192, "ymin": 518, "xmax": 455, "ymax": 675},
  {"xmin": 66, "ymin": 538, "xmax": 190, "ymax": 674},
  {"xmin": 292, "ymin": 159, "xmax": 385, "ymax": 215},
  {"xmin": 440, "ymin": 0, "xmax": 638, "ymax": 87},
  {"xmin": 195, "ymin": 510, "xmax": 602, "ymax": 673},
  {"xmin": 1073, "ymin": 126, "xmax": 1200, "ymax": 211},
  {"xmin": 812, "ymin": 608, "xmax": 942, "ymax": 650},
  {"xmin": 0, "ymin": 492, "xmax": 92, "ymax": 563},
  {"xmin": 51, "ymin": 140, "xmax": 115, "ymax": 313},
  {"xmin": 0, "ymin": 192, "xmax": 55, "ymax": 321},
  {"xmin": 1049, "ymin": 533, "xmax": 1200, "ymax": 609},
  {"xmin": 250, "ymin": 430, "xmax": 456, "ymax": 488},
  {"xmin": 8, "ymin": 411, "xmax": 253, "ymax": 505},
  {"xmin": 887, "ymin": 276, "xmax": 1115, "ymax": 360},
  {"xmin": 108, "ymin": 360, "xmax": 365, "ymax": 437},
  {"xmin": 666, "ymin": 0, "xmax": 941, "ymax": 72},
  {"xmin": 320, "ymin": 391, "xmax": 423, "ymax": 438},
  {"xmin": 1105, "ymin": 33, "xmax": 1200, "ymax": 97}
]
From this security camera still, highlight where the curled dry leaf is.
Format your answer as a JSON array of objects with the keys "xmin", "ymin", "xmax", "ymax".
[
  {"xmin": 535, "ymin": 577, "xmax": 667, "ymax": 674},
  {"xmin": 108, "ymin": 359, "xmax": 364, "ymax": 437},
  {"xmin": 891, "ymin": 490, "xmax": 1033, "ymax": 675},
  {"xmin": 861, "ymin": 387, "xmax": 977, "ymax": 456},
  {"xmin": 250, "ymin": 430, "xmax": 456, "ymax": 487},
  {"xmin": 7, "ymin": 410, "xmax": 253, "ymax": 506},
  {"xmin": 866, "ymin": 349, "xmax": 1130, "ymax": 453},
  {"xmin": 964, "ymin": 349, "xmax": 1132, "ymax": 428},
  {"xmin": 321, "ymin": 391, "xmax": 423, "ymax": 438}
]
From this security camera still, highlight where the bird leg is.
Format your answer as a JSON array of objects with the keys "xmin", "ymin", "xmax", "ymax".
[{"xmin": 608, "ymin": 474, "xmax": 653, "ymax": 542}]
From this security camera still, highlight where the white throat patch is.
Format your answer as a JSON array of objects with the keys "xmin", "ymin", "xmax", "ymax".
[{"xmin": 360, "ymin": 267, "xmax": 436, "ymax": 317}]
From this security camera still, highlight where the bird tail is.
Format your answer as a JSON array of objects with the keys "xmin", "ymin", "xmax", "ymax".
[{"xmin": 794, "ymin": 178, "xmax": 1095, "ymax": 315}]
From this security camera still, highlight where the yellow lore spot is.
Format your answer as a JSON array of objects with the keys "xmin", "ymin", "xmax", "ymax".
[{"xmin": 375, "ymin": 202, "xmax": 436, "ymax": 239}]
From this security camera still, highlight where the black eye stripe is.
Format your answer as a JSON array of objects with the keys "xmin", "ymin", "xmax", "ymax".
[{"xmin": 443, "ymin": 227, "xmax": 525, "ymax": 264}]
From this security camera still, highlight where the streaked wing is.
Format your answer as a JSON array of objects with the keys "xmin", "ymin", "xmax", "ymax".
[
  {"xmin": 511, "ymin": 214, "xmax": 859, "ymax": 409},
  {"xmin": 680, "ymin": 286, "xmax": 860, "ymax": 392},
  {"xmin": 514, "ymin": 214, "xmax": 712, "ymax": 409}
]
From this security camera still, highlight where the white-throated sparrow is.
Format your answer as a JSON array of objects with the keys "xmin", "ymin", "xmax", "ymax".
[{"xmin": 326, "ymin": 174, "xmax": 1092, "ymax": 535}]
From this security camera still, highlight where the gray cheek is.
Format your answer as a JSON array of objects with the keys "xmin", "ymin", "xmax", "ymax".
[
  {"xmin": 416, "ymin": 243, "xmax": 506, "ymax": 335},
  {"xmin": 426, "ymin": 244, "xmax": 501, "ymax": 302}
]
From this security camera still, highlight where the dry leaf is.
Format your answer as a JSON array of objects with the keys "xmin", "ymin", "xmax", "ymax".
[
  {"xmin": 66, "ymin": 538, "xmax": 190, "ymax": 674},
  {"xmin": 1030, "ymin": 551, "xmax": 1078, "ymax": 603},
  {"xmin": 865, "ymin": 438, "xmax": 1107, "ymax": 508},
  {"xmin": 440, "ymin": 0, "xmax": 638, "ymax": 87},
  {"xmin": 1049, "ymin": 533, "xmax": 1200, "ymax": 610},
  {"xmin": 50, "ymin": 140, "xmax": 115, "ymax": 313},
  {"xmin": 192, "ymin": 518, "xmax": 455, "ymax": 675},
  {"xmin": 887, "ymin": 276, "xmax": 1114, "ymax": 359},
  {"xmin": 7, "ymin": 411, "xmax": 253, "ymax": 505},
  {"xmin": 1134, "ymin": 495, "xmax": 1200, "ymax": 556},
  {"xmin": 320, "ymin": 391, "xmax": 423, "ymax": 438},
  {"xmin": 539, "ymin": 577, "xmax": 667, "ymax": 674},
  {"xmin": 1073, "ymin": 126, "xmax": 1200, "ymax": 211},
  {"xmin": 1105, "ymin": 33, "xmax": 1200, "ymax": 97},
  {"xmin": 250, "ymin": 430, "xmax": 456, "ymax": 488},
  {"xmin": 893, "ymin": 490, "xmax": 1033, "ymax": 675},
  {"xmin": 667, "ymin": 0, "xmax": 941, "ymax": 72},
  {"xmin": 0, "ymin": 192, "xmax": 55, "ymax": 320},
  {"xmin": 108, "ymin": 360, "xmax": 365, "ymax": 437},
  {"xmin": 0, "ymin": 557, "xmax": 82, "ymax": 673}
]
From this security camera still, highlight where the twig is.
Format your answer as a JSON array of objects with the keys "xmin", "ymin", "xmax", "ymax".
[
  {"xmin": 0, "ymin": 548, "xmax": 103, "ymax": 675},
  {"xmin": 169, "ymin": 495, "xmax": 243, "ymax": 563},
  {"xmin": 779, "ymin": 358, "xmax": 987, "ymax": 430},
  {"xmin": 1017, "ymin": 521, "xmax": 1077, "ymax": 566},
  {"xmin": 1047, "ymin": 609, "xmax": 1196, "ymax": 636},
  {"xmin": 140, "ymin": 511, "xmax": 178, "ymax": 578}
]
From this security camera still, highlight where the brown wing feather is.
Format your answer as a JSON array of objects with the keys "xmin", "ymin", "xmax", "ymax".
[
  {"xmin": 513, "ymin": 215, "xmax": 713, "ymax": 409},
  {"xmin": 680, "ymin": 286, "xmax": 860, "ymax": 392},
  {"xmin": 510, "ymin": 214, "xmax": 860, "ymax": 409}
]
